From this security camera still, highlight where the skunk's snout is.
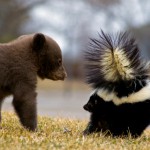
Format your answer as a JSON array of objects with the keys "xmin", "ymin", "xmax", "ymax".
[
  {"xmin": 83, "ymin": 103, "xmax": 94, "ymax": 112},
  {"xmin": 83, "ymin": 104, "xmax": 89, "ymax": 111}
]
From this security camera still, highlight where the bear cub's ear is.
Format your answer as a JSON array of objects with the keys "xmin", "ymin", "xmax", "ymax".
[{"xmin": 32, "ymin": 33, "xmax": 46, "ymax": 51}]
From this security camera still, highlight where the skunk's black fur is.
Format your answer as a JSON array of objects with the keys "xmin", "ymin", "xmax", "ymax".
[
  {"xmin": 83, "ymin": 93, "xmax": 150, "ymax": 137},
  {"xmin": 83, "ymin": 30, "xmax": 150, "ymax": 137}
]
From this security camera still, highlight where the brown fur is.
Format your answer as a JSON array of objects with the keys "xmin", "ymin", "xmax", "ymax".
[{"xmin": 0, "ymin": 33, "xmax": 67, "ymax": 131}]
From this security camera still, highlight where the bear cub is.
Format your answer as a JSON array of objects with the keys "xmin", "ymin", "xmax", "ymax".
[
  {"xmin": 83, "ymin": 93, "xmax": 150, "ymax": 137},
  {"xmin": 0, "ymin": 33, "xmax": 67, "ymax": 131}
]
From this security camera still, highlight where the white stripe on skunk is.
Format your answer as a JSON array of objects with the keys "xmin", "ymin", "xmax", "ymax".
[
  {"xmin": 96, "ymin": 80, "xmax": 150, "ymax": 105},
  {"xmin": 101, "ymin": 47, "xmax": 134, "ymax": 81}
]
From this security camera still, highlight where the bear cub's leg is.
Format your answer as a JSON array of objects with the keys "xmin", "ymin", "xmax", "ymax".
[
  {"xmin": 0, "ymin": 94, "xmax": 6, "ymax": 125},
  {"xmin": 12, "ymin": 87, "xmax": 37, "ymax": 131}
]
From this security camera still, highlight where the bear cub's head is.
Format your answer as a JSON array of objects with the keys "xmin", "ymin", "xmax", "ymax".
[{"xmin": 31, "ymin": 33, "xmax": 67, "ymax": 80}]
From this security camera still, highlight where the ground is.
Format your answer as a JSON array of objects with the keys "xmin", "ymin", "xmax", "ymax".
[{"xmin": 0, "ymin": 112, "xmax": 150, "ymax": 150}]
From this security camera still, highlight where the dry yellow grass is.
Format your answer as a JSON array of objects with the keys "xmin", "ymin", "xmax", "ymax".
[{"xmin": 0, "ymin": 112, "xmax": 150, "ymax": 150}]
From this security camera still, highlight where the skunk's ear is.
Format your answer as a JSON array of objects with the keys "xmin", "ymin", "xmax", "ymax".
[{"xmin": 32, "ymin": 33, "xmax": 46, "ymax": 51}]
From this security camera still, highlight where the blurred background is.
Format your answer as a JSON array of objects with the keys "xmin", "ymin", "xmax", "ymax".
[{"xmin": 1, "ymin": 0, "xmax": 150, "ymax": 119}]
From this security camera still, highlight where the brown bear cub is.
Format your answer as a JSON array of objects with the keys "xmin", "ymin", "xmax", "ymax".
[{"xmin": 0, "ymin": 33, "xmax": 67, "ymax": 131}]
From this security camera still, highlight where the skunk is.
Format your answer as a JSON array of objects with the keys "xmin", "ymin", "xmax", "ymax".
[{"xmin": 83, "ymin": 30, "xmax": 150, "ymax": 137}]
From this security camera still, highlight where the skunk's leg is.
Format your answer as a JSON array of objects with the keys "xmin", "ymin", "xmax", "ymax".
[{"xmin": 83, "ymin": 121, "xmax": 99, "ymax": 135}]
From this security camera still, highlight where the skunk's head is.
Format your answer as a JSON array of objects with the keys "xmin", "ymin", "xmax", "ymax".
[
  {"xmin": 83, "ymin": 93, "xmax": 104, "ymax": 112},
  {"xmin": 84, "ymin": 30, "xmax": 150, "ymax": 101}
]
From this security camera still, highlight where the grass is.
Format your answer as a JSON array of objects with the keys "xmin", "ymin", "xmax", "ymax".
[{"xmin": 0, "ymin": 112, "xmax": 150, "ymax": 150}]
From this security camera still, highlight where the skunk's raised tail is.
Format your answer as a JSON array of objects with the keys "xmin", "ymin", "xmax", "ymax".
[{"xmin": 84, "ymin": 30, "xmax": 149, "ymax": 92}]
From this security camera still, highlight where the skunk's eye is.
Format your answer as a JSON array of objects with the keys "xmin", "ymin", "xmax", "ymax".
[{"xmin": 95, "ymin": 99, "xmax": 98, "ymax": 104}]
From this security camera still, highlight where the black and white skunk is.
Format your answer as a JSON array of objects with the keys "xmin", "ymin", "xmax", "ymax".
[{"xmin": 83, "ymin": 30, "xmax": 150, "ymax": 137}]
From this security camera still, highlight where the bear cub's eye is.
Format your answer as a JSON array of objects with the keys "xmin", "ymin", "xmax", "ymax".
[{"xmin": 58, "ymin": 59, "xmax": 62, "ymax": 65}]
